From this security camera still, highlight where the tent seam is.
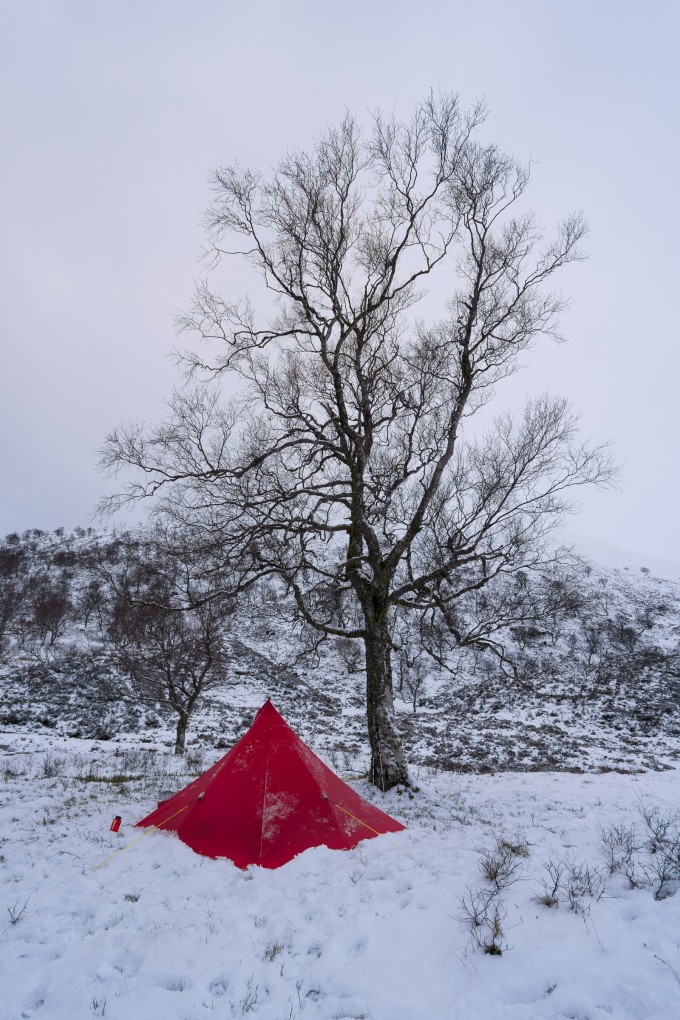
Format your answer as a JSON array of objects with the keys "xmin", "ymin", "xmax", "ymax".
[{"xmin": 258, "ymin": 715, "xmax": 273, "ymax": 866}]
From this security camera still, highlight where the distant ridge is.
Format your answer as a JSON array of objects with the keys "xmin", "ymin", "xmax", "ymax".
[{"xmin": 557, "ymin": 530, "xmax": 680, "ymax": 582}]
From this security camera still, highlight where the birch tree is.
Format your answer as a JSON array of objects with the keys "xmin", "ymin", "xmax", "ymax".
[
  {"xmin": 101, "ymin": 94, "xmax": 613, "ymax": 789},
  {"xmin": 104, "ymin": 532, "xmax": 234, "ymax": 755}
]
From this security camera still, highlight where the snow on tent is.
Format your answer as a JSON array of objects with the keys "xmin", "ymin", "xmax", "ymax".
[{"xmin": 136, "ymin": 699, "xmax": 405, "ymax": 869}]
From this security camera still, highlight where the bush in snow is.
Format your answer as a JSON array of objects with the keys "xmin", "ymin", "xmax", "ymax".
[
  {"xmin": 458, "ymin": 886, "xmax": 507, "ymax": 956},
  {"xmin": 600, "ymin": 803, "xmax": 680, "ymax": 900},
  {"xmin": 477, "ymin": 833, "xmax": 528, "ymax": 892}
]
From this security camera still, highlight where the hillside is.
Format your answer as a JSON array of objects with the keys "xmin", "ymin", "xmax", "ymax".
[{"xmin": 1, "ymin": 526, "xmax": 679, "ymax": 774}]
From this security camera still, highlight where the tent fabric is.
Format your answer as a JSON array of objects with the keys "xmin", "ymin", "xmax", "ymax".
[{"xmin": 136, "ymin": 699, "xmax": 405, "ymax": 869}]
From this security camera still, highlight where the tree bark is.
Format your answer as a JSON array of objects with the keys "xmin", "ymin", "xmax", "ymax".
[
  {"xmin": 363, "ymin": 605, "xmax": 409, "ymax": 790},
  {"xmin": 174, "ymin": 711, "xmax": 188, "ymax": 755}
]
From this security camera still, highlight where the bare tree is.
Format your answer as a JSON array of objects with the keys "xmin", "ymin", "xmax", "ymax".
[
  {"xmin": 101, "ymin": 94, "xmax": 614, "ymax": 789},
  {"xmin": 0, "ymin": 542, "xmax": 28, "ymax": 658},
  {"xmin": 76, "ymin": 578, "xmax": 107, "ymax": 630},
  {"xmin": 111, "ymin": 600, "xmax": 231, "ymax": 754},
  {"xmin": 104, "ymin": 533, "xmax": 235, "ymax": 754},
  {"xmin": 0, "ymin": 581, "xmax": 22, "ymax": 658},
  {"xmin": 32, "ymin": 576, "xmax": 71, "ymax": 646}
]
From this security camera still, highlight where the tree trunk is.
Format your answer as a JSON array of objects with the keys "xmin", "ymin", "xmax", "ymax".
[
  {"xmin": 174, "ymin": 711, "xmax": 188, "ymax": 755},
  {"xmin": 363, "ymin": 606, "xmax": 409, "ymax": 790}
]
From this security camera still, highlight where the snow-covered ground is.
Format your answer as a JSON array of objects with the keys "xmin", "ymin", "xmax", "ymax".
[{"xmin": 2, "ymin": 742, "xmax": 680, "ymax": 1020}]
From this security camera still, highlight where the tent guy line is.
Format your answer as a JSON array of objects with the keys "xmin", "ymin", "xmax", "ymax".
[
  {"xmin": 92, "ymin": 801, "xmax": 192, "ymax": 872},
  {"xmin": 321, "ymin": 794, "xmax": 414, "ymax": 859}
]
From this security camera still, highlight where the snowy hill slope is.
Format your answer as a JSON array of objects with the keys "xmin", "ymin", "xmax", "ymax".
[
  {"xmin": 0, "ymin": 525, "xmax": 679, "ymax": 773},
  {"xmin": 560, "ymin": 529, "xmax": 680, "ymax": 582}
]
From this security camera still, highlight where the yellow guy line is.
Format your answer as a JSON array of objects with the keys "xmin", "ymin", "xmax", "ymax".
[
  {"xmin": 92, "ymin": 803, "xmax": 190, "ymax": 872},
  {"xmin": 324, "ymin": 796, "xmax": 413, "ymax": 859}
]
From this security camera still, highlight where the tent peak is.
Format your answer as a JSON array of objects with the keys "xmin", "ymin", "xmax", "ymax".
[{"xmin": 254, "ymin": 699, "xmax": 284, "ymax": 722}]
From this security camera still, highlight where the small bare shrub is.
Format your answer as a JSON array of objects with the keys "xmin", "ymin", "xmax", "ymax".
[
  {"xmin": 459, "ymin": 886, "xmax": 506, "ymax": 955},
  {"xmin": 638, "ymin": 805, "xmax": 680, "ymax": 900},
  {"xmin": 498, "ymin": 834, "xmax": 530, "ymax": 858},
  {"xmin": 481, "ymin": 901, "xmax": 506, "ymax": 955},
  {"xmin": 186, "ymin": 748, "xmax": 206, "ymax": 773},
  {"xmin": 478, "ymin": 836, "xmax": 525, "ymax": 891},
  {"xmin": 598, "ymin": 804, "xmax": 680, "ymax": 899},
  {"xmin": 458, "ymin": 885, "xmax": 497, "ymax": 927},
  {"xmin": 7, "ymin": 898, "xmax": 28, "ymax": 925},
  {"xmin": 41, "ymin": 753, "xmax": 66, "ymax": 779},
  {"xmin": 640, "ymin": 804, "xmax": 680, "ymax": 853},
  {"xmin": 563, "ymin": 857, "xmax": 605, "ymax": 913},
  {"xmin": 240, "ymin": 975, "xmax": 259, "ymax": 1014},
  {"xmin": 115, "ymin": 748, "xmax": 152, "ymax": 774},
  {"xmin": 534, "ymin": 856, "xmax": 604, "ymax": 911},
  {"xmin": 535, "ymin": 858, "xmax": 564, "ymax": 908},
  {"xmin": 599, "ymin": 821, "xmax": 642, "ymax": 885}
]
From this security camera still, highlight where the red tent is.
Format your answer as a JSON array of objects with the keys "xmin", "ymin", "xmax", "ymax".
[{"xmin": 136, "ymin": 699, "xmax": 405, "ymax": 869}]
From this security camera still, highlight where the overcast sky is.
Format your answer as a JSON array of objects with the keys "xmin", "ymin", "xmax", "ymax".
[{"xmin": 1, "ymin": 0, "xmax": 678, "ymax": 560}]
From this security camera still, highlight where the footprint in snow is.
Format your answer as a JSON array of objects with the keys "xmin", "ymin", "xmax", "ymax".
[
  {"xmin": 347, "ymin": 937, "xmax": 367, "ymax": 958},
  {"xmin": 21, "ymin": 995, "xmax": 46, "ymax": 1017}
]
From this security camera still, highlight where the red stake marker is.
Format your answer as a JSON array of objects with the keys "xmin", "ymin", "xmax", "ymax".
[{"xmin": 110, "ymin": 816, "xmax": 122, "ymax": 833}]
